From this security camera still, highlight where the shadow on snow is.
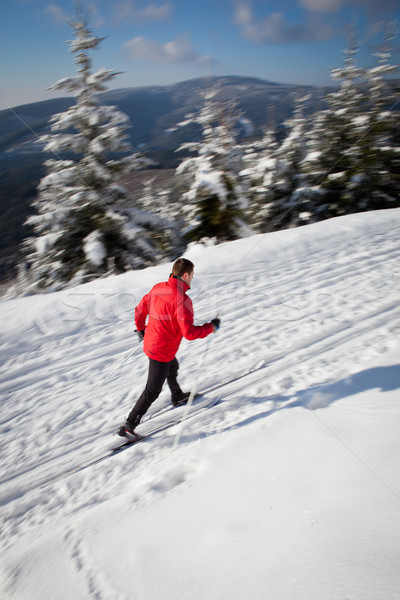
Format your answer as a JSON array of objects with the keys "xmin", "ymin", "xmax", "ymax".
[{"xmin": 206, "ymin": 364, "xmax": 400, "ymax": 436}]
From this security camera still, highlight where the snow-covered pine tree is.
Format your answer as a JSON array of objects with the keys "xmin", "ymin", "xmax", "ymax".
[
  {"xmin": 244, "ymin": 92, "xmax": 311, "ymax": 232},
  {"xmin": 23, "ymin": 14, "xmax": 156, "ymax": 291},
  {"xmin": 298, "ymin": 27, "xmax": 400, "ymax": 222},
  {"xmin": 298, "ymin": 32, "xmax": 368, "ymax": 220},
  {"xmin": 133, "ymin": 178, "xmax": 186, "ymax": 258},
  {"xmin": 240, "ymin": 127, "xmax": 279, "ymax": 232},
  {"xmin": 175, "ymin": 90, "xmax": 249, "ymax": 242},
  {"xmin": 358, "ymin": 24, "xmax": 400, "ymax": 208}
]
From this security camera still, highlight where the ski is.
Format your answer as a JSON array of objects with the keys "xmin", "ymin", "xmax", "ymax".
[
  {"xmin": 25, "ymin": 365, "xmax": 268, "ymax": 494},
  {"xmin": 113, "ymin": 394, "xmax": 221, "ymax": 452},
  {"xmin": 37, "ymin": 362, "xmax": 266, "ymax": 488},
  {"xmin": 49, "ymin": 395, "xmax": 221, "ymax": 483}
]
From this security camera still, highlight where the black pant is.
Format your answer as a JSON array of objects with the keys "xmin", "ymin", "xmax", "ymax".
[{"xmin": 128, "ymin": 357, "xmax": 182, "ymax": 421}]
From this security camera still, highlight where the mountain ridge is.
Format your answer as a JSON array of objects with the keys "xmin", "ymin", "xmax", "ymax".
[{"xmin": 0, "ymin": 75, "xmax": 328, "ymax": 157}]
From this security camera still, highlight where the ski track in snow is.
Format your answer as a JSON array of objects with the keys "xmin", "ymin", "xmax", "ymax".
[{"xmin": 0, "ymin": 210, "xmax": 400, "ymax": 599}]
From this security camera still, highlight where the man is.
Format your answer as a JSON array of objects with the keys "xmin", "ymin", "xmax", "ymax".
[{"xmin": 118, "ymin": 257, "xmax": 220, "ymax": 438}]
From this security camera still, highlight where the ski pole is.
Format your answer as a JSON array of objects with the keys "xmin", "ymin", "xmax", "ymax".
[
  {"xmin": 50, "ymin": 342, "xmax": 142, "ymax": 433},
  {"xmin": 172, "ymin": 330, "xmax": 214, "ymax": 450}
]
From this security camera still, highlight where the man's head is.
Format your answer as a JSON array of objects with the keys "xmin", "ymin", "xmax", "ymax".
[{"xmin": 172, "ymin": 258, "xmax": 194, "ymax": 286}]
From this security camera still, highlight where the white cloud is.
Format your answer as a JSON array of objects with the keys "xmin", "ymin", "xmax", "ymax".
[
  {"xmin": 233, "ymin": 1, "xmax": 253, "ymax": 28},
  {"xmin": 300, "ymin": 0, "xmax": 395, "ymax": 15},
  {"xmin": 44, "ymin": 3, "xmax": 70, "ymax": 25},
  {"xmin": 87, "ymin": 2, "xmax": 105, "ymax": 29},
  {"xmin": 114, "ymin": 1, "xmax": 172, "ymax": 23},
  {"xmin": 123, "ymin": 35, "xmax": 214, "ymax": 64},
  {"xmin": 299, "ymin": 0, "xmax": 345, "ymax": 12},
  {"xmin": 45, "ymin": 2, "xmax": 104, "ymax": 28},
  {"xmin": 233, "ymin": 2, "xmax": 334, "ymax": 43},
  {"xmin": 233, "ymin": 0, "xmax": 396, "ymax": 44}
]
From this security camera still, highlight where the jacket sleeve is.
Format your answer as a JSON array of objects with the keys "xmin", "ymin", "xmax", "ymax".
[
  {"xmin": 135, "ymin": 292, "xmax": 150, "ymax": 331},
  {"xmin": 177, "ymin": 294, "xmax": 214, "ymax": 340}
]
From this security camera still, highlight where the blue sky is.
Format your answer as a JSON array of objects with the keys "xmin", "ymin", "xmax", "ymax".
[{"xmin": 1, "ymin": 0, "xmax": 399, "ymax": 108}]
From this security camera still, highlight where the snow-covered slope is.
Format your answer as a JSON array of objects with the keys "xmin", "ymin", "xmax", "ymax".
[{"xmin": 1, "ymin": 209, "xmax": 399, "ymax": 600}]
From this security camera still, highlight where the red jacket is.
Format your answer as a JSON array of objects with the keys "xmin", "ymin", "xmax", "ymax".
[{"xmin": 135, "ymin": 275, "xmax": 214, "ymax": 362}]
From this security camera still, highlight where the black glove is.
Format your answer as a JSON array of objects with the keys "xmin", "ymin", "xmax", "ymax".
[
  {"xmin": 136, "ymin": 329, "xmax": 145, "ymax": 342},
  {"xmin": 211, "ymin": 318, "xmax": 220, "ymax": 331}
]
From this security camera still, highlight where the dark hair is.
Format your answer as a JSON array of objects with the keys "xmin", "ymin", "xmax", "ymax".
[{"xmin": 172, "ymin": 258, "xmax": 194, "ymax": 277}]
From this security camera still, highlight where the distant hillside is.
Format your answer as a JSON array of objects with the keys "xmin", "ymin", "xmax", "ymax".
[
  {"xmin": 0, "ymin": 75, "xmax": 331, "ymax": 281},
  {"xmin": 0, "ymin": 76, "xmax": 330, "ymax": 158}
]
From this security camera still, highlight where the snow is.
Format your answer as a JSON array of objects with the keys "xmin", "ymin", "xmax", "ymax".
[
  {"xmin": 303, "ymin": 150, "xmax": 321, "ymax": 163},
  {"xmin": 327, "ymin": 171, "xmax": 346, "ymax": 181},
  {"xmin": 83, "ymin": 231, "xmax": 107, "ymax": 267},
  {"xmin": 352, "ymin": 115, "xmax": 369, "ymax": 127},
  {"xmin": 1, "ymin": 209, "xmax": 400, "ymax": 600},
  {"xmin": 186, "ymin": 167, "xmax": 228, "ymax": 203},
  {"xmin": 34, "ymin": 232, "xmax": 60, "ymax": 256}
]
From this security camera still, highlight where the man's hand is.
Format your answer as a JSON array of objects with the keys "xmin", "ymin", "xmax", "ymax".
[
  {"xmin": 211, "ymin": 318, "xmax": 220, "ymax": 331},
  {"xmin": 136, "ymin": 329, "xmax": 145, "ymax": 342}
]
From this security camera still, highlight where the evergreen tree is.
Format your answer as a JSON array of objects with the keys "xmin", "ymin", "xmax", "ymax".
[
  {"xmin": 23, "ymin": 14, "xmax": 156, "ymax": 291},
  {"xmin": 298, "ymin": 28, "xmax": 400, "ymax": 222},
  {"xmin": 248, "ymin": 93, "xmax": 311, "ymax": 231},
  {"xmin": 240, "ymin": 128, "xmax": 279, "ymax": 232},
  {"xmin": 298, "ymin": 33, "xmax": 368, "ymax": 220},
  {"xmin": 175, "ymin": 90, "xmax": 249, "ymax": 242},
  {"xmin": 133, "ymin": 178, "xmax": 185, "ymax": 258},
  {"xmin": 359, "ymin": 24, "xmax": 400, "ymax": 207}
]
